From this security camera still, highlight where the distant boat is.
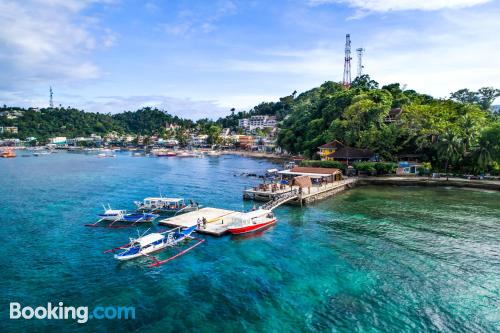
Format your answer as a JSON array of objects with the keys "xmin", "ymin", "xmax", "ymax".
[
  {"xmin": 134, "ymin": 197, "xmax": 199, "ymax": 214},
  {"xmin": 97, "ymin": 153, "xmax": 115, "ymax": 158},
  {"xmin": 1, "ymin": 149, "xmax": 16, "ymax": 158}
]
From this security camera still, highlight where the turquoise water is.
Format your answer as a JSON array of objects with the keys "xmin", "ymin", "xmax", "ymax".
[{"xmin": 1, "ymin": 152, "xmax": 499, "ymax": 332}]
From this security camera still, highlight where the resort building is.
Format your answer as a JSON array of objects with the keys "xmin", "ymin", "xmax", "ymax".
[
  {"xmin": 239, "ymin": 115, "xmax": 277, "ymax": 130},
  {"xmin": 318, "ymin": 140, "xmax": 344, "ymax": 160},
  {"xmin": 318, "ymin": 140, "xmax": 375, "ymax": 164}
]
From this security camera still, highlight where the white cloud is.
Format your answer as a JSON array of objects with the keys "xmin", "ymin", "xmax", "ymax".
[
  {"xmin": 308, "ymin": 0, "xmax": 493, "ymax": 12},
  {"xmin": 160, "ymin": 0, "xmax": 237, "ymax": 37},
  {"xmin": 0, "ymin": 0, "xmax": 114, "ymax": 85}
]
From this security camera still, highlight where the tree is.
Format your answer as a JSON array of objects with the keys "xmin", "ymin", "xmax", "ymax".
[
  {"xmin": 477, "ymin": 87, "xmax": 500, "ymax": 111},
  {"xmin": 437, "ymin": 131, "xmax": 463, "ymax": 180},
  {"xmin": 450, "ymin": 88, "xmax": 479, "ymax": 104}
]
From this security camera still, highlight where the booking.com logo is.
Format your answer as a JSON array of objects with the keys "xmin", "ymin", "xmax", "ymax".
[{"xmin": 10, "ymin": 302, "xmax": 135, "ymax": 324}]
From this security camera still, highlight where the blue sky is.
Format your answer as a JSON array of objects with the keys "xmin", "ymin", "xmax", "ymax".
[{"xmin": 0, "ymin": 0, "xmax": 499, "ymax": 119}]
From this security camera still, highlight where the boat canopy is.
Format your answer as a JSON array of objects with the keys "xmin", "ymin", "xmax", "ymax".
[
  {"xmin": 229, "ymin": 209, "xmax": 273, "ymax": 223},
  {"xmin": 144, "ymin": 197, "xmax": 184, "ymax": 203},
  {"xmin": 136, "ymin": 233, "xmax": 164, "ymax": 247}
]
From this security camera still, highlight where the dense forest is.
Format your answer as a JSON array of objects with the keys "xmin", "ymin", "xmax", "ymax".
[
  {"xmin": 274, "ymin": 75, "xmax": 500, "ymax": 174},
  {"xmin": 0, "ymin": 106, "xmax": 194, "ymax": 140}
]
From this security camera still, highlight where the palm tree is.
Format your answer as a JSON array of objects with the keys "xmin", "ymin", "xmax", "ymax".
[{"xmin": 437, "ymin": 131, "xmax": 463, "ymax": 180}]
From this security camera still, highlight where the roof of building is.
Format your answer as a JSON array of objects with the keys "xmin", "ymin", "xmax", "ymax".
[
  {"xmin": 292, "ymin": 175, "xmax": 313, "ymax": 188},
  {"xmin": 318, "ymin": 140, "xmax": 345, "ymax": 149},
  {"xmin": 389, "ymin": 107, "xmax": 403, "ymax": 117},
  {"xmin": 277, "ymin": 167, "xmax": 342, "ymax": 178},
  {"xmin": 328, "ymin": 146, "xmax": 374, "ymax": 159}
]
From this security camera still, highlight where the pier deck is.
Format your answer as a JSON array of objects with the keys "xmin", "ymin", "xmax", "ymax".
[
  {"xmin": 159, "ymin": 207, "xmax": 237, "ymax": 236},
  {"xmin": 244, "ymin": 178, "xmax": 357, "ymax": 205}
]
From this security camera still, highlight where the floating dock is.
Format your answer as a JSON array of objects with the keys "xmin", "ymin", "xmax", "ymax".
[{"xmin": 158, "ymin": 207, "xmax": 237, "ymax": 237}]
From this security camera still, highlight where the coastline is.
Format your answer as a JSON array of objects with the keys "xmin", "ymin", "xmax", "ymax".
[
  {"xmin": 357, "ymin": 176, "xmax": 500, "ymax": 191},
  {"xmin": 222, "ymin": 150, "xmax": 289, "ymax": 163}
]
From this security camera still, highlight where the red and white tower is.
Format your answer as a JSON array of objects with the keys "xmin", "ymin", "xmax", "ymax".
[{"xmin": 342, "ymin": 34, "xmax": 352, "ymax": 88}]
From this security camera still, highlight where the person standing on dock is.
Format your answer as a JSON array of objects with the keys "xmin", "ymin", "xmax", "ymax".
[
  {"xmin": 197, "ymin": 218, "xmax": 201, "ymax": 229},
  {"xmin": 202, "ymin": 217, "xmax": 207, "ymax": 229}
]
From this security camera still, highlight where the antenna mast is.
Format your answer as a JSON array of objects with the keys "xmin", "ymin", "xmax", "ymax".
[
  {"xmin": 356, "ymin": 48, "xmax": 365, "ymax": 77},
  {"xmin": 49, "ymin": 86, "xmax": 54, "ymax": 108},
  {"xmin": 342, "ymin": 34, "xmax": 352, "ymax": 88}
]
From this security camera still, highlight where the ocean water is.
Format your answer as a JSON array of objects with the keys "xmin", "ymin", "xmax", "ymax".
[{"xmin": 0, "ymin": 152, "xmax": 499, "ymax": 332}]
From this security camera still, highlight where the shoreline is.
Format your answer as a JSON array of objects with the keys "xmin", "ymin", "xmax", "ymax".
[
  {"xmin": 357, "ymin": 176, "xmax": 500, "ymax": 191},
  {"xmin": 222, "ymin": 150, "xmax": 289, "ymax": 163}
]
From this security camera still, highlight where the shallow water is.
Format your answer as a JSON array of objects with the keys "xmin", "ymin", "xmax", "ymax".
[{"xmin": 1, "ymin": 152, "xmax": 499, "ymax": 332}]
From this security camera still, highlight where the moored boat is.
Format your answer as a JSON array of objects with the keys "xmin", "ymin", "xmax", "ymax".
[
  {"xmin": 113, "ymin": 225, "xmax": 197, "ymax": 261},
  {"xmin": 1, "ymin": 149, "xmax": 16, "ymax": 158},
  {"xmin": 134, "ymin": 197, "xmax": 199, "ymax": 214},
  {"xmin": 227, "ymin": 209, "xmax": 277, "ymax": 235},
  {"xmin": 85, "ymin": 205, "xmax": 159, "ymax": 228}
]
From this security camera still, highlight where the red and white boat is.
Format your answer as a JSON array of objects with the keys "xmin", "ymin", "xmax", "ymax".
[{"xmin": 227, "ymin": 209, "xmax": 277, "ymax": 235}]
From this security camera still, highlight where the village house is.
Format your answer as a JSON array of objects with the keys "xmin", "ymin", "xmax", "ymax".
[{"xmin": 318, "ymin": 140, "xmax": 375, "ymax": 164}]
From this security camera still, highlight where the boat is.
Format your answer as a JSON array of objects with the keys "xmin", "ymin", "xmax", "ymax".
[
  {"xmin": 85, "ymin": 205, "xmax": 159, "ymax": 228},
  {"xmin": 207, "ymin": 150, "xmax": 220, "ymax": 156},
  {"xmin": 1, "ymin": 149, "xmax": 16, "ymax": 158},
  {"xmin": 33, "ymin": 151, "xmax": 51, "ymax": 156},
  {"xmin": 227, "ymin": 209, "xmax": 277, "ymax": 235},
  {"xmin": 134, "ymin": 197, "xmax": 199, "ymax": 214},
  {"xmin": 97, "ymin": 153, "xmax": 115, "ymax": 158},
  {"xmin": 104, "ymin": 226, "xmax": 205, "ymax": 267}
]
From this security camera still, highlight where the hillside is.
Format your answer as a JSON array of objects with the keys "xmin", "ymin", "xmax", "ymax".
[{"xmin": 0, "ymin": 106, "xmax": 194, "ymax": 140}]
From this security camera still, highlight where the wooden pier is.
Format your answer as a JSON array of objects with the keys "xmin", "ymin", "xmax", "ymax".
[
  {"xmin": 158, "ymin": 207, "xmax": 238, "ymax": 237},
  {"xmin": 244, "ymin": 178, "xmax": 357, "ymax": 206}
]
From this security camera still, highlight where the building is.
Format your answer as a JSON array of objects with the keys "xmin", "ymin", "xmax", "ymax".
[
  {"xmin": 190, "ymin": 134, "xmax": 208, "ymax": 147},
  {"xmin": 48, "ymin": 137, "xmax": 67, "ymax": 145},
  {"xmin": 318, "ymin": 140, "xmax": 344, "ymax": 160},
  {"xmin": 318, "ymin": 140, "xmax": 375, "ymax": 163},
  {"xmin": 239, "ymin": 115, "xmax": 277, "ymax": 130},
  {"xmin": 238, "ymin": 135, "xmax": 254, "ymax": 149},
  {"xmin": 385, "ymin": 108, "xmax": 403, "ymax": 123},
  {"xmin": 0, "ymin": 126, "xmax": 18, "ymax": 134},
  {"xmin": 278, "ymin": 167, "xmax": 343, "ymax": 183}
]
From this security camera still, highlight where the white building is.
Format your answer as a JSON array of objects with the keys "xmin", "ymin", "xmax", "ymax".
[
  {"xmin": 49, "ymin": 137, "xmax": 67, "ymax": 145},
  {"xmin": 239, "ymin": 116, "xmax": 277, "ymax": 130}
]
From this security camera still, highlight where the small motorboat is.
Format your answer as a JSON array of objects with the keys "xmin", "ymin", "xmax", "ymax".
[
  {"xmin": 1, "ymin": 149, "xmax": 16, "ymax": 158},
  {"xmin": 104, "ymin": 226, "xmax": 205, "ymax": 267},
  {"xmin": 227, "ymin": 209, "xmax": 277, "ymax": 235}
]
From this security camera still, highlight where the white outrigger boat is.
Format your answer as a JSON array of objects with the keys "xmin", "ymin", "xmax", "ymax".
[
  {"xmin": 104, "ymin": 225, "xmax": 204, "ymax": 267},
  {"xmin": 134, "ymin": 197, "xmax": 199, "ymax": 214},
  {"xmin": 85, "ymin": 205, "xmax": 159, "ymax": 228}
]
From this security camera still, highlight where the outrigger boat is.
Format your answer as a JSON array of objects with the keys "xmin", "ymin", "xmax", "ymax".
[
  {"xmin": 85, "ymin": 205, "xmax": 159, "ymax": 228},
  {"xmin": 104, "ymin": 225, "xmax": 204, "ymax": 267},
  {"xmin": 226, "ymin": 209, "xmax": 277, "ymax": 235},
  {"xmin": 134, "ymin": 197, "xmax": 199, "ymax": 214}
]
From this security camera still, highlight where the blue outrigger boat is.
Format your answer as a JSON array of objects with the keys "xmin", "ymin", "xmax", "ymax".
[
  {"xmin": 85, "ymin": 205, "xmax": 159, "ymax": 228},
  {"xmin": 104, "ymin": 226, "xmax": 204, "ymax": 267}
]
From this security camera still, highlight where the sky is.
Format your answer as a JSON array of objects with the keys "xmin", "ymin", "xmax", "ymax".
[{"xmin": 0, "ymin": 0, "xmax": 499, "ymax": 119}]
